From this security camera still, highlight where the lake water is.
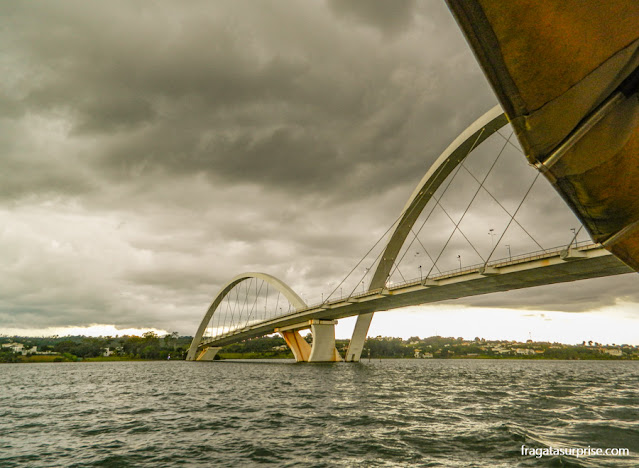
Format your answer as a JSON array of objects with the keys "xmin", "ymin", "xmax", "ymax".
[{"xmin": 1, "ymin": 359, "xmax": 638, "ymax": 467}]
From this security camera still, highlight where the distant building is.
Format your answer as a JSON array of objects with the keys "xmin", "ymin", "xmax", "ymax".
[
  {"xmin": 1, "ymin": 343, "xmax": 37, "ymax": 355},
  {"xmin": 2, "ymin": 342, "xmax": 22, "ymax": 351},
  {"xmin": 515, "ymin": 348, "xmax": 535, "ymax": 355},
  {"xmin": 103, "ymin": 348, "xmax": 113, "ymax": 357},
  {"xmin": 603, "ymin": 348, "xmax": 622, "ymax": 356}
]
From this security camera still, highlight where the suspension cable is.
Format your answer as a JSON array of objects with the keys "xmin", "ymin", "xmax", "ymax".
[
  {"xmin": 483, "ymin": 172, "xmax": 542, "ymax": 266},
  {"xmin": 323, "ymin": 216, "xmax": 401, "ymax": 303},
  {"xmin": 326, "ymin": 125, "xmax": 488, "ymax": 302},
  {"xmin": 433, "ymin": 196, "xmax": 486, "ymax": 262},
  {"xmin": 495, "ymin": 130, "xmax": 524, "ymax": 154},
  {"xmin": 460, "ymin": 164, "xmax": 545, "ymax": 251},
  {"xmin": 389, "ymin": 159, "xmax": 468, "ymax": 280},
  {"xmin": 425, "ymin": 132, "xmax": 511, "ymax": 277},
  {"xmin": 346, "ymin": 244, "xmax": 388, "ymax": 299},
  {"xmin": 263, "ymin": 282, "xmax": 268, "ymax": 322},
  {"xmin": 393, "ymin": 261, "xmax": 407, "ymax": 283},
  {"xmin": 566, "ymin": 225, "xmax": 584, "ymax": 249},
  {"xmin": 411, "ymin": 228, "xmax": 442, "ymax": 274},
  {"xmin": 245, "ymin": 279, "xmax": 265, "ymax": 328}
]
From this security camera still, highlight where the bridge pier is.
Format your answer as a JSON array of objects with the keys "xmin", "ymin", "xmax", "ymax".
[
  {"xmin": 279, "ymin": 330, "xmax": 312, "ymax": 361},
  {"xmin": 309, "ymin": 322, "xmax": 343, "ymax": 362},
  {"xmin": 196, "ymin": 347, "xmax": 221, "ymax": 361},
  {"xmin": 277, "ymin": 320, "xmax": 342, "ymax": 362},
  {"xmin": 345, "ymin": 312, "xmax": 373, "ymax": 362}
]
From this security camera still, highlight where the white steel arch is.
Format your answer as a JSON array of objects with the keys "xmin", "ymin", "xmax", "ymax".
[
  {"xmin": 188, "ymin": 106, "xmax": 511, "ymax": 363},
  {"xmin": 345, "ymin": 105, "xmax": 509, "ymax": 361},
  {"xmin": 186, "ymin": 272, "xmax": 306, "ymax": 360},
  {"xmin": 370, "ymin": 105, "xmax": 508, "ymax": 289}
]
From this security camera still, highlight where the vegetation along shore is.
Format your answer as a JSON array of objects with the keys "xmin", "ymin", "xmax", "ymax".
[{"xmin": 2, "ymin": 333, "xmax": 638, "ymax": 363}]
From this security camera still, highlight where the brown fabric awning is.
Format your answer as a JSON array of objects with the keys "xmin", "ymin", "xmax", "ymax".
[{"xmin": 447, "ymin": 0, "xmax": 639, "ymax": 270}]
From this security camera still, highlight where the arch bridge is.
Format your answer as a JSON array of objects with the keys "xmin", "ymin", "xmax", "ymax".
[{"xmin": 187, "ymin": 105, "xmax": 636, "ymax": 362}]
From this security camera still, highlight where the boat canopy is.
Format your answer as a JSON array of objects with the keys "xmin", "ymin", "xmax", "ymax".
[{"xmin": 447, "ymin": 0, "xmax": 639, "ymax": 270}]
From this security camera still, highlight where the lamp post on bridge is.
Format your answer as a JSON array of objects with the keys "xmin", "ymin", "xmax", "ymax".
[
  {"xmin": 362, "ymin": 268, "xmax": 369, "ymax": 293},
  {"xmin": 418, "ymin": 265, "xmax": 422, "ymax": 281},
  {"xmin": 488, "ymin": 228, "xmax": 496, "ymax": 248},
  {"xmin": 457, "ymin": 254, "xmax": 462, "ymax": 271},
  {"xmin": 506, "ymin": 244, "xmax": 511, "ymax": 261},
  {"xmin": 325, "ymin": 282, "xmax": 333, "ymax": 304},
  {"xmin": 570, "ymin": 227, "xmax": 577, "ymax": 248}
]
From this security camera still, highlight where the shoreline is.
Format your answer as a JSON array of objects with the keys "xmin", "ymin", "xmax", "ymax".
[{"xmin": 4, "ymin": 355, "xmax": 637, "ymax": 363}]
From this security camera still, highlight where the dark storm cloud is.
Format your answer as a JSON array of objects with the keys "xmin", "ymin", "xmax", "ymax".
[
  {"xmin": 101, "ymin": 124, "xmax": 350, "ymax": 192},
  {"xmin": 328, "ymin": 0, "xmax": 417, "ymax": 36},
  {"xmin": 1, "ymin": 0, "xmax": 494, "ymax": 199},
  {"xmin": 1, "ymin": 0, "xmax": 637, "ymax": 335},
  {"xmin": 73, "ymin": 97, "xmax": 156, "ymax": 135}
]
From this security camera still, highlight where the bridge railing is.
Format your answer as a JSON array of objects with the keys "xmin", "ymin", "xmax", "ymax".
[
  {"xmin": 297, "ymin": 242, "xmax": 599, "ymax": 308},
  {"xmin": 200, "ymin": 241, "xmax": 601, "ymax": 346},
  {"xmin": 288, "ymin": 242, "xmax": 601, "ymax": 309},
  {"xmin": 385, "ymin": 241, "xmax": 597, "ymax": 290}
]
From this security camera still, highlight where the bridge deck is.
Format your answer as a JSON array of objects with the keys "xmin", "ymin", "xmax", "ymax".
[{"xmin": 199, "ymin": 245, "xmax": 633, "ymax": 349}]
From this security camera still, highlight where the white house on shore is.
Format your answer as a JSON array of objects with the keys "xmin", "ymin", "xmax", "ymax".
[{"xmin": 1, "ymin": 343, "xmax": 37, "ymax": 355}]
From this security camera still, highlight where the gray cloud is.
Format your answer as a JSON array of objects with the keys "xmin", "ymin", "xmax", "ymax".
[
  {"xmin": 328, "ymin": 0, "xmax": 417, "ymax": 36},
  {"xmin": 2, "ymin": 0, "xmax": 494, "ymax": 200},
  {"xmin": 0, "ymin": 0, "xmax": 637, "ymax": 335}
]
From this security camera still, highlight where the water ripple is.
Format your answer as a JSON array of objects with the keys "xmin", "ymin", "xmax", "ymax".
[{"xmin": 1, "ymin": 360, "xmax": 638, "ymax": 466}]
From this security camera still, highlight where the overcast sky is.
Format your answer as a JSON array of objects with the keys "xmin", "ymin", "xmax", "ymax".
[{"xmin": 2, "ymin": 1, "xmax": 638, "ymax": 343}]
